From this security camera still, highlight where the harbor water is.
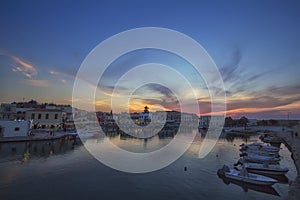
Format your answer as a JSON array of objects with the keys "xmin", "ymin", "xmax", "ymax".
[{"xmin": 0, "ymin": 130, "xmax": 297, "ymax": 200}]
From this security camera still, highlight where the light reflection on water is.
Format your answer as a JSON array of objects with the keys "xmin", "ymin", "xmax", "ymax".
[{"xmin": 0, "ymin": 130, "xmax": 297, "ymax": 200}]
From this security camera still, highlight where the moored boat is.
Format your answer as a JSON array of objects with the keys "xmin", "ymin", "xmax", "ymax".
[
  {"xmin": 240, "ymin": 143, "xmax": 280, "ymax": 153},
  {"xmin": 239, "ymin": 148, "xmax": 279, "ymax": 157},
  {"xmin": 242, "ymin": 154, "xmax": 280, "ymax": 164},
  {"xmin": 217, "ymin": 165, "xmax": 277, "ymax": 186},
  {"xmin": 243, "ymin": 162, "xmax": 288, "ymax": 175}
]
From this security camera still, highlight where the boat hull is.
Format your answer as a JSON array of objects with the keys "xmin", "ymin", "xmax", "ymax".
[
  {"xmin": 225, "ymin": 174, "xmax": 277, "ymax": 186},
  {"xmin": 246, "ymin": 168, "xmax": 288, "ymax": 175},
  {"xmin": 218, "ymin": 167, "xmax": 277, "ymax": 186}
]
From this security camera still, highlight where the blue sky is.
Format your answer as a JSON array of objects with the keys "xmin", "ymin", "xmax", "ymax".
[{"xmin": 0, "ymin": 0, "xmax": 300, "ymax": 119}]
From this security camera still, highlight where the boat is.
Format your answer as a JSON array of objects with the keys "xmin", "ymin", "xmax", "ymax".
[
  {"xmin": 217, "ymin": 173, "xmax": 280, "ymax": 196},
  {"xmin": 239, "ymin": 148, "xmax": 279, "ymax": 157},
  {"xmin": 261, "ymin": 135, "xmax": 282, "ymax": 143},
  {"xmin": 243, "ymin": 162, "xmax": 289, "ymax": 175},
  {"xmin": 235, "ymin": 159, "xmax": 287, "ymax": 175},
  {"xmin": 217, "ymin": 165, "xmax": 277, "ymax": 186},
  {"xmin": 240, "ymin": 143, "xmax": 280, "ymax": 153},
  {"xmin": 241, "ymin": 154, "xmax": 280, "ymax": 164}
]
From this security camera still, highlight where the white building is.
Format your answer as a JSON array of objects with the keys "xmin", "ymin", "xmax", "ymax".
[
  {"xmin": 199, "ymin": 115, "xmax": 225, "ymax": 128},
  {"xmin": 46, "ymin": 105, "xmax": 74, "ymax": 122},
  {"xmin": 0, "ymin": 120, "xmax": 30, "ymax": 137},
  {"xmin": 25, "ymin": 109, "xmax": 66, "ymax": 129}
]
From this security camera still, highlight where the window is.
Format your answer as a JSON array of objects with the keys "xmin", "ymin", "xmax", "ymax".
[
  {"xmin": 38, "ymin": 113, "xmax": 41, "ymax": 119},
  {"xmin": 14, "ymin": 127, "xmax": 20, "ymax": 131},
  {"xmin": 31, "ymin": 113, "xmax": 35, "ymax": 119},
  {"xmin": 45, "ymin": 113, "xmax": 49, "ymax": 119},
  {"xmin": 4, "ymin": 107, "xmax": 11, "ymax": 111},
  {"xmin": 54, "ymin": 114, "xmax": 58, "ymax": 119}
]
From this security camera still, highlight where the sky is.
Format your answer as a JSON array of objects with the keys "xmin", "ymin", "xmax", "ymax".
[{"xmin": 0, "ymin": 0, "xmax": 300, "ymax": 119}]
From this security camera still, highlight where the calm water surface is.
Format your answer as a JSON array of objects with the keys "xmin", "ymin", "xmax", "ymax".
[{"xmin": 0, "ymin": 130, "xmax": 297, "ymax": 200}]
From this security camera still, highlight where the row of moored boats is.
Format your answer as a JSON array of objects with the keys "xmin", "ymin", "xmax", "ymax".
[{"xmin": 218, "ymin": 141, "xmax": 288, "ymax": 186}]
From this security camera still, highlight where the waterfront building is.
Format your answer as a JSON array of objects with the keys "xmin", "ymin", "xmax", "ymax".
[
  {"xmin": 16, "ymin": 107, "xmax": 32, "ymax": 120},
  {"xmin": 199, "ymin": 115, "xmax": 225, "ymax": 128},
  {"xmin": 25, "ymin": 109, "xmax": 66, "ymax": 129},
  {"xmin": 248, "ymin": 119, "xmax": 258, "ymax": 126},
  {"xmin": 0, "ymin": 103, "xmax": 17, "ymax": 120},
  {"xmin": 151, "ymin": 111, "xmax": 167, "ymax": 124},
  {"xmin": 0, "ymin": 120, "xmax": 30, "ymax": 137},
  {"xmin": 47, "ymin": 105, "xmax": 74, "ymax": 122},
  {"xmin": 166, "ymin": 111, "xmax": 181, "ymax": 123}
]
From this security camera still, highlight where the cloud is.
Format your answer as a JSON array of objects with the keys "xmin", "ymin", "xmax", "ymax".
[
  {"xmin": 11, "ymin": 56, "xmax": 37, "ymax": 78},
  {"xmin": 49, "ymin": 70, "xmax": 59, "ymax": 75},
  {"xmin": 61, "ymin": 79, "xmax": 67, "ymax": 84},
  {"xmin": 225, "ymin": 83, "xmax": 300, "ymax": 118},
  {"xmin": 145, "ymin": 83, "xmax": 176, "ymax": 100},
  {"xmin": 220, "ymin": 49, "xmax": 242, "ymax": 83},
  {"xmin": 96, "ymin": 85, "xmax": 130, "ymax": 97},
  {"xmin": 24, "ymin": 79, "xmax": 52, "ymax": 87}
]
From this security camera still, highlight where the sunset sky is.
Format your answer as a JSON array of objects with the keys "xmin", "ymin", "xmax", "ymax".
[{"xmin": 0, "ymin": 0, "xmax": 300, "ymax": 119}]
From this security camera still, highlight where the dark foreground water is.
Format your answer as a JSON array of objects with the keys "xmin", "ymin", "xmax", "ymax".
[{"xmin": 0, "ymin": 130, "xmax": 297, "ymax": 200}]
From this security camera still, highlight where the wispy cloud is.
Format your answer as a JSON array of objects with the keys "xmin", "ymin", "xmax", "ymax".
[
  {"xmin": 220, "ymin": 49, "xmax": 242, "ymax": 83},
  {"xmin": 24, "ymin": 79, "xmax": 52, "ymax": 87},
  {"xmin": 49, "ymin": 70, "xmax": 59, "ymax": 75},
  {"xmin": 146, "ymin": 84, "xmax": 177, "ymax": 101},
  {"xmin": 11, "ymin": 56, "xmax": 37, "ymax": 78},
  {"xmin": 61, "ymin": 79, "xmax": 67, "ymax": 84}
]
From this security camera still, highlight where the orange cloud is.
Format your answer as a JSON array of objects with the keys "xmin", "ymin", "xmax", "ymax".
[{"xmin": 11, "ymin": 56, "xmax": 37, "ymax": 78}]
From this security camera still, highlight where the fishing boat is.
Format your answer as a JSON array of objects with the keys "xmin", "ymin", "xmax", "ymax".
[{"xmin": 217, "ymin": 165, "xmax": 277, "ymax": 186}]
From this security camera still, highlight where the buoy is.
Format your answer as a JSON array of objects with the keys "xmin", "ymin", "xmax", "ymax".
[
  {"xmin": 184, "ymin": 167, "xmax": 187, "ymax": 171},
  {"xmin": 216, "ymin": 154, "xmax": 218, "ymax": 157}
]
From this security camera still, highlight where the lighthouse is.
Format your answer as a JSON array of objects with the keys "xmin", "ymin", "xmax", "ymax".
[{"xmin": 139, "ymin": 106, "xmax": 151, "ymax": 125}]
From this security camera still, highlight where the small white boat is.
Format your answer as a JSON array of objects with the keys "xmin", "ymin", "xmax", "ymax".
[
  {"xmin": 243, "ymin": 163, "xmax": 289, "ymax": 175},
  {"xmin": 242, "ymin": 154, "xmax": 280, "ymax": 164},
  {"xmin": 240, "ymin": 143, "xmax": 280, "ymax": 153},
  {"xmin": 218, "ymin": 165, "xmax": 277, "ymax": 186}
]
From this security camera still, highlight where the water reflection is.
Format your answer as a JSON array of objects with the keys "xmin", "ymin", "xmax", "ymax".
[{"xmin": 0, "ymin": 137, "xmax": 80, "ymax": 162}]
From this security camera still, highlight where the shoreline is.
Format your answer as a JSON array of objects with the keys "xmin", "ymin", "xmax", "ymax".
[{"xmin": 274, "ymin": 132, "xmax": 300, "ymax": 200}]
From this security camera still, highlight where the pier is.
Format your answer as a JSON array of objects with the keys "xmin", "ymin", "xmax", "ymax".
[{"xmin": 275, "ymin": 131, "xmax": 300, "ymax": 200}]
